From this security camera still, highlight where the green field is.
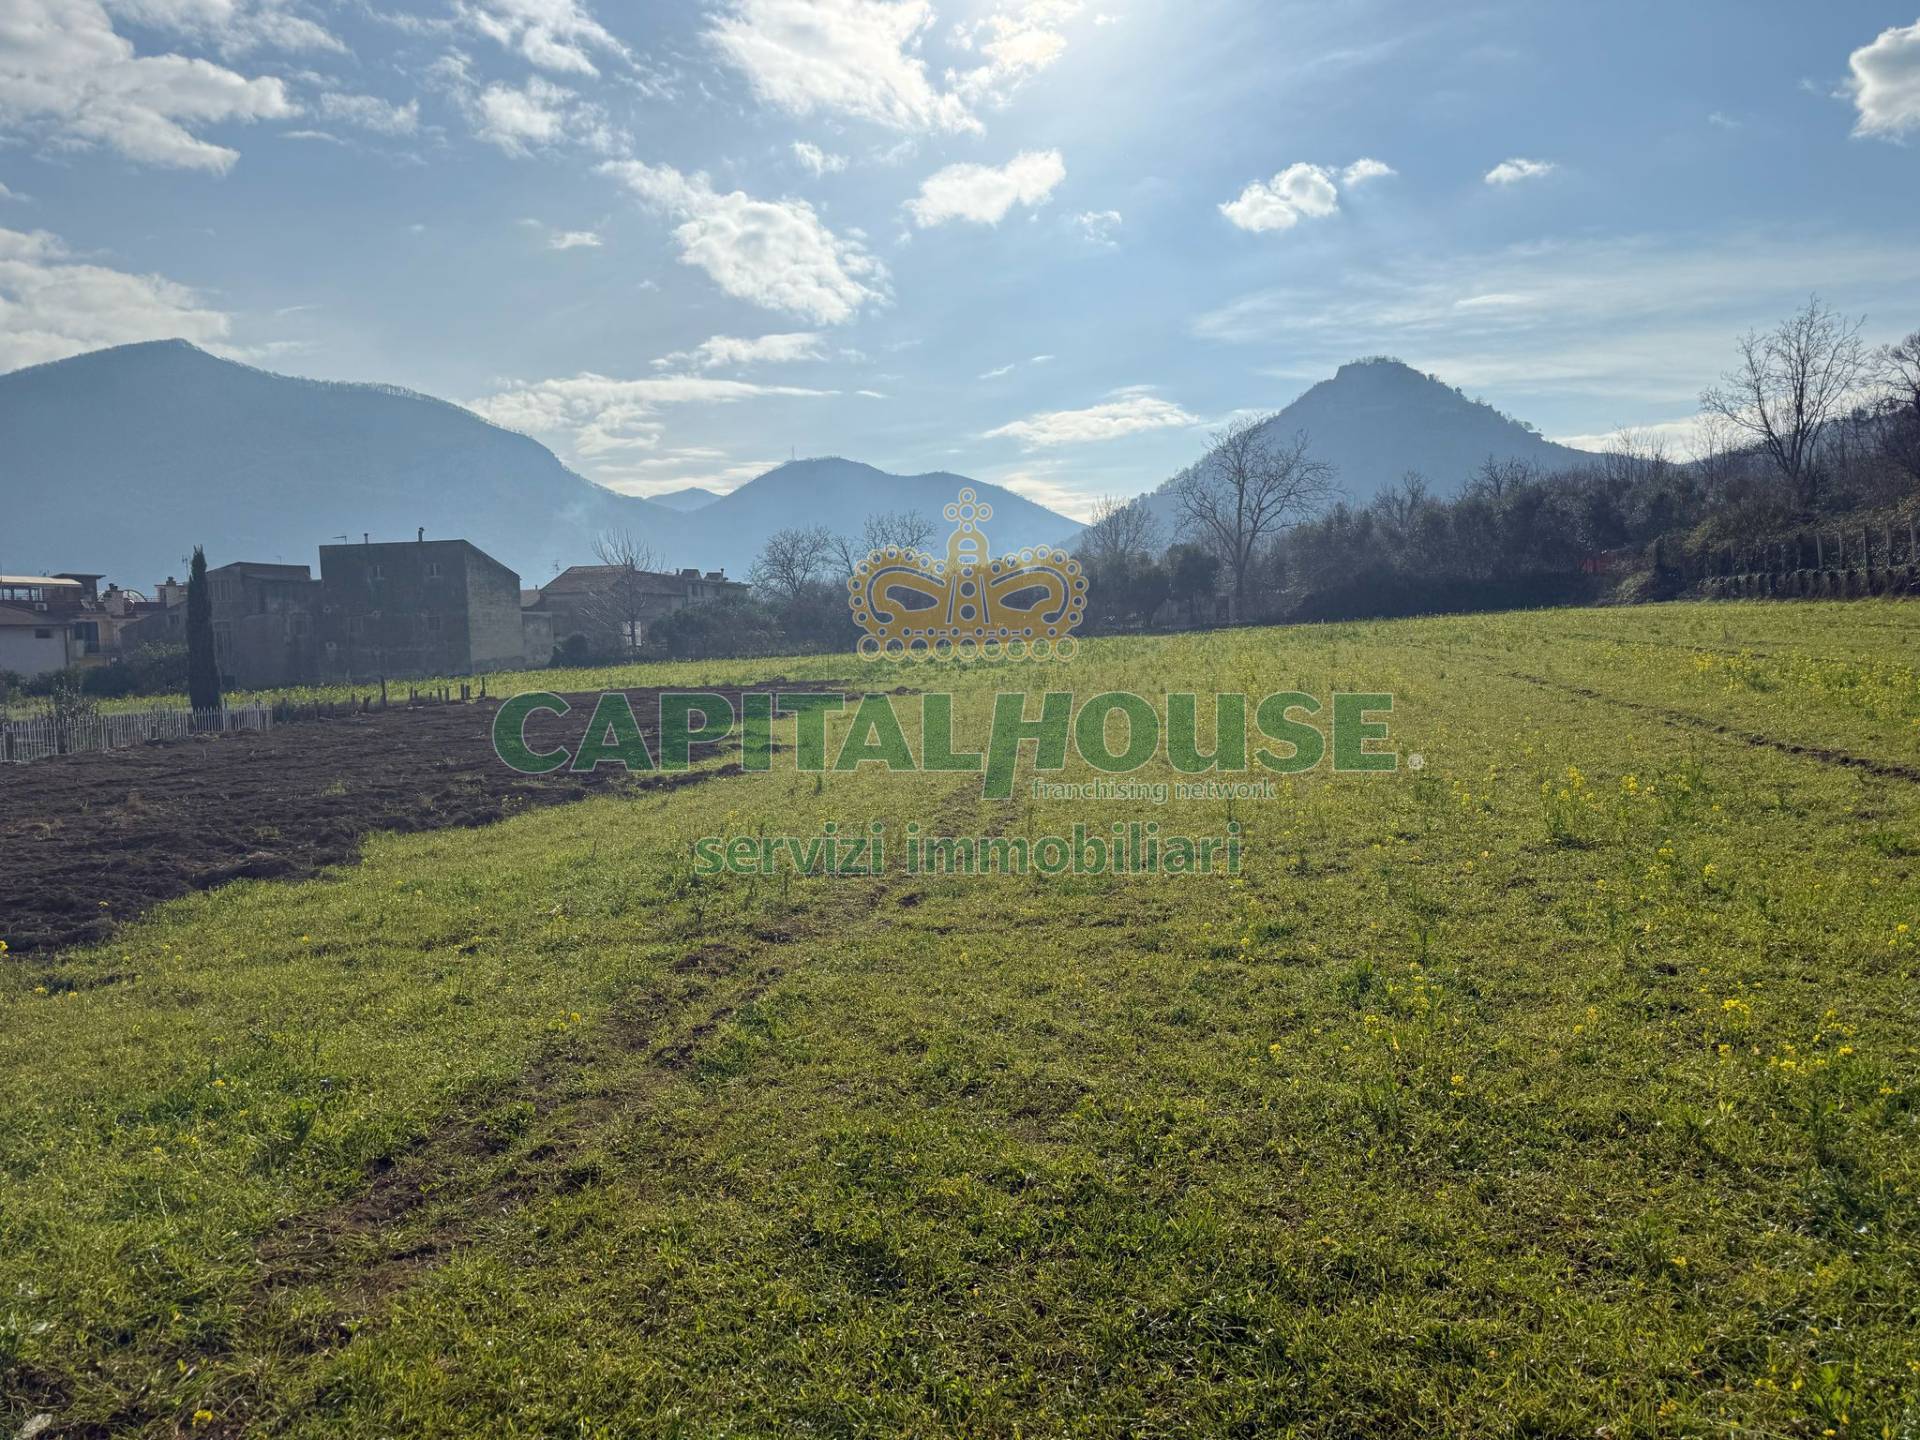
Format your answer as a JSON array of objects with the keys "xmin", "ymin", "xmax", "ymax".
[{"xmin": 5, "ymin": 601, "xmax": 1919, "ymax": 1437}]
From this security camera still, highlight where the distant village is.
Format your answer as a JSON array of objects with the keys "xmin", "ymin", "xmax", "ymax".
[{"xmin": 0, "ymin": 533, "xmax": 744, "ymax": 690}]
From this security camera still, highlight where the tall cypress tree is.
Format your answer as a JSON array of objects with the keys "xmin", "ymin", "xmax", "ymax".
[{"xmin": 186, "ymin": 545, "xmax": 222, "ymax": 714}]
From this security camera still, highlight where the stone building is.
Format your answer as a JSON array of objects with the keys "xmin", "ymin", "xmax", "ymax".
[
  {"xmin": 317, "ymin": 537, "xmax": 523, "ymax": 682},
  {"xmin": 117, "ymin": 561, "xmax": 319, "ymax": 688}
]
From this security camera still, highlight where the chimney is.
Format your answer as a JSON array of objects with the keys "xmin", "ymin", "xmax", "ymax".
[{"xmin": 417, "ymin": 526, "xmax": 425, "ymax": 543}]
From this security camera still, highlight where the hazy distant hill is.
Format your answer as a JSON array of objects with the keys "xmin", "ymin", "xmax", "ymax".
[
  {"xmin": 0, "ymin": 342, "xmax": 1081, "ymax": 588},
  {"xmin": 1132, "ymin": 357, "xmax": 1593, "ymax": 539},
  {"xmin": 647, "ymin": 486, "xmax": 724, "ymax": 512},
  {"xmin": 0, "ymin": 340, "xmax": 675, "ymax": 587},
  {"xmin": 688, "ymin": 457, "xmax": 1082, "ymax": 563}
]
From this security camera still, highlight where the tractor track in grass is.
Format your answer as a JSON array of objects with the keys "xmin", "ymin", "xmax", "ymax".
[
  {"xmin": 178, "ymin": 779, "xmax": 1010, "ymax": 1438},
  {"xmin": 1485, "ymin": 664, "xmax": 1920, "ymax": 784}
]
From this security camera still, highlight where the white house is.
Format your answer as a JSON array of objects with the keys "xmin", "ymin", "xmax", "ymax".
[{"xmin": 0, "ymin": 605, "xmax": 78, "ymax": 679}]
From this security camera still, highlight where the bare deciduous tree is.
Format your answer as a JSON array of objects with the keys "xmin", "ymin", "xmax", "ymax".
[
  {"xmin": 1372, "ymin": 471, "xmax": 1430, "ymax": 533},
  {"xmin": 1876, "ymin": 329, "xmax": 1920, "ymax": 482},
  {"xmin": 1174, "ymin": 417, "xmax": 1334, "ymax": 619},
  {"xmin": 1078, "ymin": 495, "xmax": 1163, "ymax": 571},
  {"xmin": 828, "ymin": 510, "xmax": 938, "ymax": 576},
  {"xmin": 1466, "ymin": 456, "xmax": 1540, "ymax": 501},
  {"xmin": 586, "ymin": 528, "xmax": 660, "ymax": 656},
  {"xmin": 751, "ymin": 525, "xmax": 836, "ymax": 602},
  {"xmin": 1700, "ymin": 296, "xmax": 1871, "ymax": 510}
]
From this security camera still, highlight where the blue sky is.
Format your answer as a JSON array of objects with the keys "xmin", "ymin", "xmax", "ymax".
[{"xmin": 3, "ymin": 0, "xmax": 1918, "ymax": 517}]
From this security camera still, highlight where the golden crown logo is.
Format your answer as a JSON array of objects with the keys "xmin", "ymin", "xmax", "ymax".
[{"xmin": 847, "ymin": 488, "xmax": 1087, "ymax": 660}]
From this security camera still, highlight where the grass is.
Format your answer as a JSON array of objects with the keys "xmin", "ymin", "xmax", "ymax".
[
  {"xmin": 94, "ymin": 652, "xmax": 864, "ymax": 714},
  {"xmin": 4, "ymin": 599, "xmax": 1919, "ymax": 1437}
]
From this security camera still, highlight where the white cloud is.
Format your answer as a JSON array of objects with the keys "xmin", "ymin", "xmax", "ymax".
[
  {"xmin": 0, "ymin": 0, "xmax": 297, "ymax": 171},
  {"xmin": 987, "ymin": 462, "xmax": 1097, "ymax": 519},
  {"xmin": 1484, "ymin": 156, "xmax": 1555, "ymax": 185},
  {"xmin": 102, "ymin": 0, "xmax": 343, "ymax": 55},
  {"xmin": 317, "ymin": 91, "xmax": 419, "ymax": 135},
  {"xmin": 470, "ymin": 371, "xmax": 835, "ymax": 461},
  {"xmin": 435, "ymin": 60, "xmax": 622, "ymax": 155},
  {"xmin": 1552, "ymin": 416, "xmax": 1717, "ymax": 455},
  {"xmin": 0, "ymin": 183, "xmax": 19, "ymax": 201},
  {"xmin": 906, "ymin": 148, "xmax": 1064, "ymax": 226},
  {"xmin": 1341, "ymin": 157, "xmax": 1395, "ymax": 186},
  {"xmin": 548, "ymin": 228, "xmax": 601, "ymax": 249},
  {"xmin": 791, "ymin": 139, "xmax": 848, "ymax": 175},
  {"xmin": 0, "ymin": 225, "xmax": 235, "ymax": 370},
  {"xmin": 949, "ymin": 0, "xmax": 1081, "ymax": 108},
  {"xmin": 986, "ymin": 386, "xmax": 1198, "ymax": 447},
  {"xmin": 1845, "ymin": 19, "xmax": 1920, "ymax": 139},
  {"xmin": 603, "ymin": 160, "xmax": 887, "ymax": 324},
  {"xmin": 457, "ymin": 0, "xmax": 628, "ymax": 76},
  {"xmin": 1073, "ymin": 207, "xmax": 1120, "ymax": 245},
  {"xmin": 652, "ymin": 331, "xmax": 826, "ymax": 370},
  {"xmin": 1219, "ymin": 162, "xmax": 1339, "ymax": 232},
  {"xmin": 709, "ymin": 0, "xmax": 977, "ymax": 133}
]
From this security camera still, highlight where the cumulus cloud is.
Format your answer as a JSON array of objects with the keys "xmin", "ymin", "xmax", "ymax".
[
  {"xmin": 709, "ymin": 0, "xmax": 976, "ymax": 133},
  {"xmin": 0, "ymin": 225, "xmax": 235, "ymax": 370},
  {"xmin": 1484, "ymin": 156, "xmax": 1555, "ymax": 185},
  {"xmin": 456, "ymin": 0, "xmax": 629, "ymax": 76},
  {"xmin": 548, "ymin": 228, "xmax": 601, "ymax": 248},
  {"xmin": 0, "ymin": 0, "xmax": 297, "ymax": 171},
  {"xmin": 709, "ymin": 0, "xmax": 1078, "ymax": 135},
  {"xmin": 905, "ymin": 148, "xmax": 1064, "ymax": 226},
  {"xmin": 652, "ymin": 332, "xmax": 826, "ymax": 370},
  {"xmin": 434, "ymin": 59, "xmax": 622, "ymax": 155},
  {"xmin": 1845, "ymin": 18, "xmax": 1920, "ymax": 138},
  {"xmin": 1219, "ymin": 162, "xmax": 1339, "ymax": 232},
  {"xmin": 791, "ymin": 139, "xmax": 847, "ymax": 175},
  {"xmin": 985, "ymin": 386, "xmax": 1198, "ymax": 447},
  {"xmin": 603, "ymin": 160, "xmax": 887, "ymax": 324},
  {"xmin": 1341, "ymin": 156, "xmax": 1395, "ymax": 186},
  {"xmin": 949, "ymin": 0, "xmax": 1081, "ymax": 108},
  {"xmin": 469, "ymin": 371, "xmax": 833, "ymax": 463},
  {"xmin": 317, "ymin": 91, "xmax": 419, "ymax": 134}
]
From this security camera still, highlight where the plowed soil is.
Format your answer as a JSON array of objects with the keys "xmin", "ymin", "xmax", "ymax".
[{"xmin": 0, "ymin": 685, "xmax": 819, "ymax": 956}]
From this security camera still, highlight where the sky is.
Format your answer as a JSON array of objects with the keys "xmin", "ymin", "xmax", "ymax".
[{"xmin": 3, "ymin": 0, "xmax": 1919, "ymax": 519}]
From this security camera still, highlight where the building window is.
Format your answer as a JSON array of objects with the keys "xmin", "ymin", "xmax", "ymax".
[
  {"xmin": 425, "ymin": 562, "xmax": 442, "ymax": 579},
  {"xmin": 34, "ymin": 627, "xmax": 52, "ymax": 639},
  {"xmin": 425, "ymin": 614, "xmax": 443, "ymax": 634},
  {"xmin": 369, "ymin": 564, "xmax": 385, "ymax": 581}
]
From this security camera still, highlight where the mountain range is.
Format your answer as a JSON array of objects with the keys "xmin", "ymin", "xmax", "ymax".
[
  {"xmin": 0, "ymin": 342, "xmax": 1080, "ymax": 589},
  {"xmin": 0, "ymin": 342, "xmax": 1599, "ymax": 593}
]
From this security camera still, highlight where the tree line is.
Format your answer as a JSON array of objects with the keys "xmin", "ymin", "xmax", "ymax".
[{"xmin": 660, "ymin": 297, "xmax": 1919, "ymax": 655}]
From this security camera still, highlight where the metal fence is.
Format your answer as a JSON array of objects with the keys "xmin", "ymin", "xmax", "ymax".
[{"xmin": 0, "ymin": 704, "xmax": 273, "ymax": 764}]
